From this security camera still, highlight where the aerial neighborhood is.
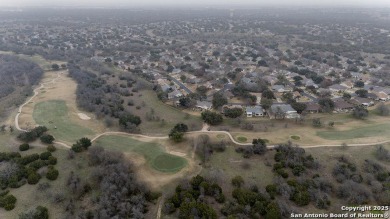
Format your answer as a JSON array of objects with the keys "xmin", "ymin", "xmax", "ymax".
[{"xmin": 0, "ymin": 7, "xmax": 390, "ymax": 219}]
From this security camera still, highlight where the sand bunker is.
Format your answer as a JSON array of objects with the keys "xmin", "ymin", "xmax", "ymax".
[
  {"xmin": 77, "ymin": 113, "xmax": 91, "ymax": 120},
  {"xmin": 169, "ymin": 151, "xmax": 187, "ymax": 157}
]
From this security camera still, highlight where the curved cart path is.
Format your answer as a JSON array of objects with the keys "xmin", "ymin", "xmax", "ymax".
[{"xmin": 14, "ymin": 73, "xmax": 390, "ymax": 150}]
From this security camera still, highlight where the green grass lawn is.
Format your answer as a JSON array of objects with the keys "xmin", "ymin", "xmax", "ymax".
[
  {"xmin": 290, "ymin": 135, "xmax": 301, "ymax": 140},
  {"xmin": 33, "ymin": 100, "xmax": 95, "ymax": 143},
  {"xmin": 237, "ymin": 136, "xmax": 248, "ymax": 143},
  {"xmin": 151, "ymin": 154, "xmax": 187, "ymax": 173},
  {"xmin": 93, "ymin": 135, "xmax": 187, "ymax": 173},
  {"xmin": 317, "ymin": 123, "xmax": 390, "ymax": 140},
  {"xmin": 134, "ymin": 90, "xmax": 203, "ymax": 134}
]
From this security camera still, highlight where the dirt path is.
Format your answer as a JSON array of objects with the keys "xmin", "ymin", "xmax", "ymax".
[{"xmin": 90, "ymin": 131, "xmax": 168, "ymax": 142}]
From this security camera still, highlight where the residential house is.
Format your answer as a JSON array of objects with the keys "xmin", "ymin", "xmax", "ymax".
[
  {"xmin": 373, "ymin": 92, "xmax": 389, "ymax": 101},
  {"xmin": 334, "ymin": 100, "xmax": 354, "ymax": 112},
  {"xmin": 351, "ymin": 97, "xmax": 374, "ymax": 107},
  {"xmin": 293, "ymin": 91, "xmax": 301, "ymax": 100},
  {"xmin": 304, "ymin": 102, "xmax": 320, "ymax": 113},
  {"xmin": 272, "ymin": 85, "xmax": 286, "ymax": 93},
  {"xmin": 270, "ymin": 104, "xmax": 299, "ymax": 119},
  {"xmin": 195, "ymin": 101, "xmax": 212, "ymax": 111},
  {"xmin": 168, "ymin": 90, "xmax": 183, "ymax": 99},
  {"xmin": 341, "ymin": 81, "xmax": 354, "ymax": 89},
  {"xmin": 328, "ymin": 84, "xmax": 348, "ymax": 93},
  {"xmin": 161, "ymin": 84, "xmax": 172, "ymax": 93},
  {"xmin": 246, "ymin": 106, "xmax": 264, "ymax": 117}
]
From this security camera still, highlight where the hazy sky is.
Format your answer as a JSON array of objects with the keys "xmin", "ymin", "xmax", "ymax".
[{"xmin": 0, "ymin": 0, "xmax": 389, "ymax": 8}]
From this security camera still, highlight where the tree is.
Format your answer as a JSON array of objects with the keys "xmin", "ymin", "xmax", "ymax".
[
  {"xmin": 119, "ymin": 113, "xmax": 141, "ymax": 130},
  {"xmin": 231, "ymin": 176, "xmax": 244, "ymax": 188},
  {"xmin": 201, "ymin": 111, "xmax": 223, "ymax": 125},
  {"xmin": 47, "ymin": 145, "xmax": 56, "ymax": 152},
  {"xmin": 352, "ymin": 105, "xmax": 368, "ymax": 119},
  {"xmin": 261, "ymin": 98, "xmax": 273, "ymax": 110},
  {"xmin": 172, "ymin": 123, "xmax": 188, "ymax": 133},
  {"xmin": 27, "ymin": 172, "xmax": 40, "ymax": 184},
  {"xmin": 40, "ymin": 134, "xmax": 54, "ymax": 144},
  {"xmin": 258, "ymin": 60, "xmax": 268, "ymax": 67},
  {"xmin": 355, "ymin": 89, "xmax": 368, "ymax": 98},
  {"xmin": 169, "ymin": 123, "xmax": 188, "ymax": 142},
  {"xmin": 46, "ymin": 166, "xmax": 59, "ymax": 180},
  {"xmin": 71, "ymin": 144, "xmax": 83, "ymax": 153},
  {"xmin": 265, "ymin": 202, "xmax": 282, "ymax": 219},
  {"xmin": 343, "ymin": 92, "xmax": 351, "ymax": 100},
  {"xmin": 318, "ymin": 98, "xmax": 335, "ymax": 113},
  {"xmin": 169, "ymin": 131, "xmax": 184, "ymax": 142},
  {"xmin": 19, "ymin": 206, "xmax": 49, "ymax": 219},
  {"xmin": 224, "ymin": 108, "xmax": 243, "ymax": 118},
  {"xmin": 212, "ymin": 93, "xmax": 228, "ymax": 109},
  {"xmin": 72, "ymin": 137, "xmax": 92, "ymax": 152},
  {"xmin": 196, "ymin": 86, "xmax": 208, "ymax": 97},
  {"xmin": 312, "ymin": 118, "xmax": 322, "ymax": 127},
  {"xmin": 262, "ymin": 89, "xmax": 275, "ymax": 99},
  {"xmin": 291, "ymin": 102, "xmax": 307, "ymax": 114},
  {"xmin": 354, "ymin": 81, "xmax": 364, "ymax": 88},
  {"xmin": 179, "ymin": 96, "xmax": 196, "ymax": 108},
  {"xmin": 40, "ymin": 152, "xmax": 52, "ymax": 160},
  {"xmin": 251, "ymin": 139, "xmax": 268, "ymax": 154},
  {"xmin": 19, "ymin": 143, "xmax": 30, "ymax": 151},
  {"xmin": 273, "ymin": 106, "xmax": 286, "ymax": 120},
  {"xmin": 212, "ymin": 51, "xmax": 220, "ymax": 57},
  {"xmin": 51, "ymin": 63, "xmax": 60, "ymax": 71},
  {"xmin": 376, "ymin": 103, "xmax": 390, "ymax": 116}
]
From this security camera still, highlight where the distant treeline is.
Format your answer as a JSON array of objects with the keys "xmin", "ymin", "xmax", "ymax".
[{"xmin": 0, "ymin": 54, "xmax": 43, "ymax": 119}]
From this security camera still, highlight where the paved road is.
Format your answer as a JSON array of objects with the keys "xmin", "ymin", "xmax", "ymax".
[
  {"xmin": 169, "ymin": 76, "xmax": 193, "ymax": 94},
  {"xmin": 286, "ymin": 80, "xmax": 318, "ymax": 102}
]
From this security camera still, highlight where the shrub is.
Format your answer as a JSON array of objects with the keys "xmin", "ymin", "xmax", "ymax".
[
  {"xmin": 231, "ymin": 176, "xmax": 244, "ymax": 188},
  {"xmin": 19, "ymin": 206, "xmax": 49, "ymax": 219},
  {"xmin": 40, "ymin": 152, "xmax": 52, "ymax": 160},
  {"xmin": 46, "ymin": 166, "xmax": 59, "ymax": 181},
  {"xmin": 71, "ymin": 144, "xmax": 83, "ymax": 153},
  {"xmin": 27, "ymin": 172, "xmax": 40, "ymax": 185},
  {"xmin": 78, "ymin": 137, "xmax": 92, "ymax": 149},
  {"xmin": 19, "ymin": 153, "xmax": 40, "ymax": 165},
  {"xmin": 47, "ymin": 145, "xmax": 56, "ymax": 152},
  {"xmin": 40, "ymin": 134, "xmax": 55, "ymax": 144},
  {"xmin": 48, "ymin": 156, "xmax": 57, "ymax": 165},
  {"xmin": 0, "ymin": 194, "xmax": 17, "ymax": 211},
  {"xmin": 19, "ymin": 143, "xmax": 30, "ymax": 151},
  {"xmin": 29, "ymin": 160, "xmax": 47, "ymax": 170},
  {"xmin": 201, "ymin": 111, "xmax": 223, "ymax": 125}
]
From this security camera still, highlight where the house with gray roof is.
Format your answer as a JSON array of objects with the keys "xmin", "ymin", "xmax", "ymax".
[
  {"xmin": 196, "ymin": 101, "xmax": 212, "ymax": 111},
  {"xmin": 245, "ymin": 106, "xmax": 264, "ymax": 117},
  {"xmin": 168, "ymin": 90, "xmax": 183, "ymax": 99},
  {"xmin": 270, "ymin": 104, "xmax": 299, "ymax": 119}
]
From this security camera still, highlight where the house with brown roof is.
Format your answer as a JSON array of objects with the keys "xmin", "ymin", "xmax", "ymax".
[
  {"xmin": 305, "ymin": 102, "xmax": 320, "ymax": 113},
  {"xmin": 334, "ymin": 100, "xmax": 354, "ymax": 112}
]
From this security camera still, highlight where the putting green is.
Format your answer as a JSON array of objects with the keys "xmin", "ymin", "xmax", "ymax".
[
  {"xmin": 151, "ymin": 154, "xmax": 187, "ymax": 173},
  {"xmin": 237, "ymin": 136, "xmax": 248, "ymax": 143},
  {"xmin": 290, "ymin": 135, "xmax": 301, "ymax": 140},
  {"xmin": 94, "ymin": 135, "xmax": 187, "ymax": 173},
  {"xmin": 33, "ymin": 100, "xmax": 94, "ymax": 143}
]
